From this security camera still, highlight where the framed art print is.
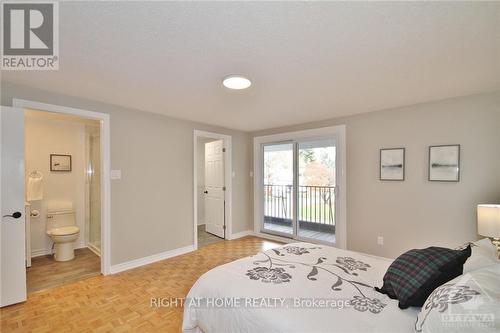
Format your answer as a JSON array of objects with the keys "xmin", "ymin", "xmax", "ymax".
[
  {"xmin": 50, "ymin": 154, "xmax": 72, "ymax": 172},
  {"xmin": 428, "ymin": 145, "xmax": 460, "ymax": 182},
  {"xmin": 380, "ymin": 148, "xmax": 405, "ymax": 181}
]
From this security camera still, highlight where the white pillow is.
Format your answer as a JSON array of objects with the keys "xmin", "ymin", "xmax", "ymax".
[
  {"xmin": 462, "ymin": 238, "xmax": 499, "ymax": 273},
  {"xmin": 415, "ymin": 264, "xmax": 500, "ymax": 333}
]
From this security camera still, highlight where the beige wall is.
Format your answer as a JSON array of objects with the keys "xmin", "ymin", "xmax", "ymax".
[
  {"xmin": 2, "ymin": 82, "xmax": 253, "ymax": 266},
  {"xmin": 252, "ymin": 92, "xmax": 500, "ymax": 258},
  {"xmin": 4, "ymin": 81, "xmax": 499, "ymax": 262}
]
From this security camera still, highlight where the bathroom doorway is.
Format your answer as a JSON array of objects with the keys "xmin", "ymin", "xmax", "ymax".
[
  {"xmin": 0, "ymin": 99, "xmax": 110, "ymax": 306},
  {"xmin": 24, "ymin": 109, "xmax": 102, "ymax": 293}
]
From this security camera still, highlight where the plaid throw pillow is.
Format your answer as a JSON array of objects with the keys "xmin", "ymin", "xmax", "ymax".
[{"xmin": 375, "ymin": 245, "xmax": 471, "ymax": 309}]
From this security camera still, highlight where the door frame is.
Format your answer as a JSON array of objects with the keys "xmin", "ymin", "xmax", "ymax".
[
  {"xmin": 12, "ymin": 98, "xmax": 112, "ymax": 275},
  {"xmin": 253, "ymin": 125, "xmax": 347, "ymax": 249},
  {"xmin": 193, "ymin": 130, "xmax": 232, "ymax": 250}
]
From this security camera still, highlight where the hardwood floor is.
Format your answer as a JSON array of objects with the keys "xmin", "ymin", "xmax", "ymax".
[
  {"xmin": 1, "ymin": 236, "xmax": 282, "ymax": 332},
  {"xmin": 27, "ymin": 248, "xmax": 101, "ymax": 294}
]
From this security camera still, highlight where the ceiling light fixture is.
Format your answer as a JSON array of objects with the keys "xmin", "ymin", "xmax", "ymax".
[{"xmin": 222, "ymin": 75, "xmax": 252, "ymax": 90}]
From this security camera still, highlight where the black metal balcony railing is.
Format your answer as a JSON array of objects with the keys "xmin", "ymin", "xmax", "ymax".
[{"xmin": 263, "ymin": 184, "xmax": 335, "ymax": 231}]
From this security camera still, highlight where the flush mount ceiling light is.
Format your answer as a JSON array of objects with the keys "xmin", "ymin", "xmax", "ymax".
[{"xmin": 222, "ymin": 75, "xmax": 252, "ymax": 90}]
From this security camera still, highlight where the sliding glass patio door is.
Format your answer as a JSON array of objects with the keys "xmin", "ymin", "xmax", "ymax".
[
  {"xmin": 261, "ymin": 137, "xmax": 337, "ymax": 245},
  {"xmin": 297, "ymin": 139, "xmax": 336, "ymax": 244},
  {"xmin": 262, "ymin": 143, "xmax": 294, "ymax": 237}
]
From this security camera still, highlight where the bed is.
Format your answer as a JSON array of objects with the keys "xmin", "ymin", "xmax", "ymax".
[{"xmin": 183, "ymin": 242, "xmax": 420, "ymax": 332}]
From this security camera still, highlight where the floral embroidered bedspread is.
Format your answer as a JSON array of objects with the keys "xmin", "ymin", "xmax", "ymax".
[{"xmin": 183, "ymin": 243, "xmax": 420, "ymax": 333}]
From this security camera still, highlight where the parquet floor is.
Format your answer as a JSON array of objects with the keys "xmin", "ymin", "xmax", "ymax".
[{"xmin": 1, "ymin": 236, "xmax": 282, "ymax": 333}]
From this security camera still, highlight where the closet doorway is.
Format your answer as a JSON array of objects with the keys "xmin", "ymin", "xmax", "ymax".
[{"xmin": 193, "ymin": 130, "xmax": 232, "ymax": 249}]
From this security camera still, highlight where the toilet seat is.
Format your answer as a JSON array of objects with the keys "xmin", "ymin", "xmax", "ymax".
[{"xmin": 48, "ymin": 226, "xmax": 80, "ymax": 236}]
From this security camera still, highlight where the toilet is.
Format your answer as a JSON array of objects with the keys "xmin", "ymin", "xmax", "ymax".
[{"xmin": 46, "ymin": 208, "xmax": 80, "ymax": 261}]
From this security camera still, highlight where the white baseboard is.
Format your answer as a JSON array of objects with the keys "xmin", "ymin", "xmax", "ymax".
[
  {"xmin": 87, "ymin": 243, "xmax": 101, "ymax": 257},
  {"xmin": 31, "ymin": 243, "xmax": 87, "ymax": 258},
  {"xmin": 230, "ymin": 230, "xmax": 254, "ymax": 240},
  {"xmin": 109, "ymin": 245, "xmax": 195, "ymax": 274},
  {"xmin": 31, "ymin": 248, "xmax": 53, "ymax": 258}
]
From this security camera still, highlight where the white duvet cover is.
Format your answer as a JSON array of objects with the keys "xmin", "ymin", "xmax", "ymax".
[{"xmin": 183, "ymin": 242, "xmax": 420, "ymax": 333}]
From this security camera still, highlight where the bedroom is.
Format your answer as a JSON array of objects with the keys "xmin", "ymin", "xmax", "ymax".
[{"xmin": 0, "ymin": 1, "xmax": 499, "ymax": 332}]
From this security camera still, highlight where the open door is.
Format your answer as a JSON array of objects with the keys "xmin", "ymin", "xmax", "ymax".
[
  {"xmin": 0, "ymin": 106, "xmax": 27, "ymax": 307},
  {"xmin": 204, "ymin": 140, "xmax": 225, "ymax": 238}
]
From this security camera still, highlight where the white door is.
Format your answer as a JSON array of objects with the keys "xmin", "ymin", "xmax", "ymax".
[
  {"xmin": 204, "ymin": 140, "xmax": 225, "ymax": 238},
  {"xmin": 0, "ymin": 106, "xmax": 27, "ymax": 307}
]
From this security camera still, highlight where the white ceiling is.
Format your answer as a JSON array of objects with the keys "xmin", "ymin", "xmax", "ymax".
[{"xmin": 3, "ymin": 1, "xmax": 499, "ymax": 131}]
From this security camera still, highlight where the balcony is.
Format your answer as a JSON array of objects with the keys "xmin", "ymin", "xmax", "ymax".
[{"xmin": 263, "ymin": 184, "xmax": 335, "ymax": 243}]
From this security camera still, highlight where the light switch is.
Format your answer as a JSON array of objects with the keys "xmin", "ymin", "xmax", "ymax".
[{"xmin": 110, "ymin": 169, "xmax": 122, "ymax": 180}]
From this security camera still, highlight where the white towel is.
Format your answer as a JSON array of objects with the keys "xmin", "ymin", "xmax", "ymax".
[{"xmin": 27, "ymin": 171, "xmax": 43, "ymax": 201}]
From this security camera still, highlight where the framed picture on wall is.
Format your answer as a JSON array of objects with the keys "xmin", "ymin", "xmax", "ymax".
[
  {"xmin": 50, "ymin": 154, "xmax": 72, "ymax": 172},
  {"xmin": 380, "ymin": 148, "xmax": 405, "ymax": 181},
  {"xmin": 428, "ymin": 145, "xmax": 460, "ymax": 182}
]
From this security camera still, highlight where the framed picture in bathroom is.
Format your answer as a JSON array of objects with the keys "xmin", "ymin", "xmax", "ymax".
[{"xmin": 50, "ymin": 154, "xmax": 72, "ymax": 172}]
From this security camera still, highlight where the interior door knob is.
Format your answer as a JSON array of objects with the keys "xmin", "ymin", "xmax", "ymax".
[
  {"xmin": 3, "ymin": 212, "xmax": 22, "ymax": 219},
  {"xmin": 204, "ymin": 190, "xmax": 208, "ymax": 194}
]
